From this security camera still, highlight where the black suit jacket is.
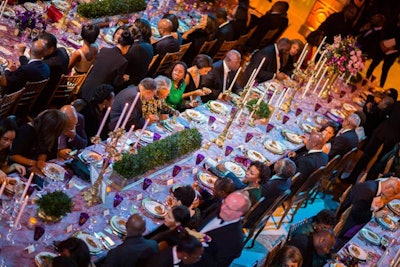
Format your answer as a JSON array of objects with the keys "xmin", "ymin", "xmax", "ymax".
[
  {"xmin": 200, "ymin": 60, "xmax": 242, "ymax": 102},
  {"xmin": 291, "ymin": 151, "xmax": 329, "ymax": 193},
  {"xmin": 208, "ymin": 22, "xmax": 235, "ymax": 57},
  {"xmin": 144, "ymin": 247, "xmax": 174, "ymax": 267},
  {"xmin": 125, "ymin": 40, "xmax": 154, "ymax": 86},
  {"xmin": 153, "ymin": 35, "xmax": 180, "ymax": 58},
  {"xmin": 80, "ymin": 46, "xmax": 128, "ymax": 102},
  {"xmin": 337, "ymin": 180, "xmax": 378, "ymax": 237},
  {"xmin": 4, "ymin": 60, "xmax": 50, "ymax": 94},
  {"xmin": 357, "ymin": 28, "xmax": 384, "ymax": 59},
  {"xmin": 102, "ymin": 236, "xmax": 158, "ymax": 267},
  {"xmin": 328, "ymin": 130, "xmax": 359, "ymax": 159}
]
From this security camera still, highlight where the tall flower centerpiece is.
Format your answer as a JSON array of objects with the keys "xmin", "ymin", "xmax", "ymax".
[{"xmin": 15, "ymin": 10, "xmax": 46, "ymax": 36}]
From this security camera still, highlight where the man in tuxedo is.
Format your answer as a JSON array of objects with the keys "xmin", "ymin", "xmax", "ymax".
[
  {"xmin": 328, "ymin": 113, "xmax": 361, "ymax": 159},
  {"xmin": 109, "ymin": 77, "xmax": 157, "ymax": 131},
  {"xmin": 0, "ymin": 39, "xmax": 50, "ymax": 94},
  {"xmin": 103, "ymin": 214, "xmax": 158, "ymax": 267},
  {"xmin": 290, "ymin": 132, "xmax": 329, "ymax": 193},
  {"xmin": 187, "ymin": 191, "xmax": 251, "ymax": 267},
  {"xmin": 153, "ymin": 18, "xmax": 180, "ymax": 58},
  {"xmin": 200, "ymin": 50, "xmax": 242, "ymax": 102},
  {"xmin": 336, "ymin": 177, "xmax": 400, "ymax": 238},
  {"xmin": 208, "ymin": 8, "xmax": 235, "ymax": 57},
  {"xmin": 241, "ymin": 38, "xmax": 291, "ymax": 86}
]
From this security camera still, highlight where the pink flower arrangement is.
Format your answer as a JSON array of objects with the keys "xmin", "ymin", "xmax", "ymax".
[{"xmin": 325, "ymin": 35, "xmax": 365, "ymax": 76}]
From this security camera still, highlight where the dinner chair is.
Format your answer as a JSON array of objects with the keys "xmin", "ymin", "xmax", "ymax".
[
  {"xmin": 309, "ymin": 155, "xmax": 341, "ymax": 201},
  {"xmin": 178, "ymin": 42, "xmax": 192, "ymax": 59},
  {"xmin": 242, "ymin": 189, "xmax": 291, "ymax": 248},
  {"xmin": 13, "ymin": 78, "xmax": 49, "ymax": 116},
  {"xmin": 147, "ymin": 54, "xmax": 159, "ymax": 71},
  {"xmin": 335, "ymin": 185, "xmax": 353, "ymax": 219},
  {"xmin": 212, "ymin": 40, "xmax": 238, "ymax": 62},
  {"xmin": 235, "ymin": 27, "xmax": 257, "ymax": 53},
  {"xmin": 150, "ymin": 50, "xmax": 185, "ymax": 77},
  {"xmin": 0, "ymin": 88, "xmax": 24, "ymax": 119},
  {"xmin": 285, "ymin": 217, "xmax": 310, "ymax": 243},
  {"xmin": 334, "ymin": 204, "xmax": 353, "ymax": 237},
  {"xmin": 48, "ymin": 73, "xmax": 87, "ymax": 108},
  {"xmin": 198, "ymin": 39, "xmax": 217, "ymax": 55},
  {"xmin": 332, "ymin": 147, "xmax": 359, "ymax": 181},
  {"xmin": 258, "ymin": 28, "xmax": 280, "ymax": 49},
  {"xmin": 275, "ymin": 166, "xmax": 325, "ymax": 229},
  {"xmin": 262, "ymin": 237, "xmax": 285, "ymax": 267}
]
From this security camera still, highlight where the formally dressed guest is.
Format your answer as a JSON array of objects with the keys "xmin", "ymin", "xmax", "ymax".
[
  {"xmin": 162, "ymin": 13, "xmax": 183, "ymax": 44},
  {"xmin": 269, "ymin": 245, "xmax": 303, "ymax": 267},
  {"xmin": 231, "ymin": 0, "xmax": 249, "ymax": 40},
  {"xmin": 68, "ymin": 23, "xmax": 100, "ymax": 74},
  {"xmin": 52, "ymin": 256, "xmax": 79, "ymax": 267},
  {"xmin": 134, "ymin": 18, "xmax": 153, "ymax": 44},
  {"xmin": 319, "ymin": 121, "xmax": 339, "ymax": 154},
  {"xmin": 0, "ymin": 117, "xmax": 26, "ymax": 183},
  {"xmin": 287, "ymin": 229, "xmax": 335, "ymax": 267},
  {"xmin": 80, "ymin": 29, "xmax": 133, "ymax": 102},
  {"xmin": 185, "ymin": 54, "xmax": 213, "ymax": 94},
  {"xmin": 181, "ymin": 14, "xmax": 217, "ymax": 65},
  {"xmin": 152, "ymin": 18, "xmax": 180, "ymax": 58},
  {"xmin": 165, "ymin": 62, "xmax": 208, "ymax": 111},
  {"xmin": 186, "ymin": 191, "xmax": 250, "ymax": 267},
  {"xmin": 11, "ymin": 110, "xmax": 67, "ymax": 171},
  {"xmin": 363, "ymin": 95, "xmax": 394, "ymax": 138},
  {"xmin": 280, "ymin": 39, "xmax": 304, "ymax": 76},
  {"xmin": 291, "ymin": 209, "xmax": 336, "ymax": 239},
  {"xmin": 200, "ymin": 50, "xmax": 242, "ymax": 102},
  {"xmin": 316, "ymin": 4, "xmax": 357, "ymax": 44},
  {"xmin": 80, "ymin": 84, "xmax": 115, "ymax": 142},
  {"xmin": 109, "ymin": 78, "xmax": 157, "ymax": 131},
  {"xmin": 58, "ymin": 105, "xmax": 88, "ymax": 160},
  {"xmin": 356, "ymin": 14, "xmax": 386, "ymax": 60},
  {"xmin": 57, "ymin": 237, "xmax": 95, "ymax": 267},
  {"xmin": 242, "ymin": 38, "xmax": 291, "ymax": 85},
  {"xmin": 208, "ymin": 8, "xmax": 235, "ymax": 57},
  {"xmin": 112, "ymin": 26, "xmax": 126, "ymax": 45},
  {"xmin": 149, "ymin": 205, "xmax": 191, "ymax": 247},
  {"xmin": 337, "ymin": 178, "xmax": 400, "ymax": 236},
  {"xmin": 0, "ymin": 39, "xmax": 50, "ymax": 94},
  {"xmin": 144, "ymin": 234, "xmax": 204, "ymax": 267},
  {"xmin": 102, "ymin": 214, "xmax": 158, "ymax": 267},
  {"xmin": 328, "ymin": 113, "xmax": 361, "ymax": 159},
  {"xmin": 289, "ymin": 132, "xmax": 328, "ymax": 193}
]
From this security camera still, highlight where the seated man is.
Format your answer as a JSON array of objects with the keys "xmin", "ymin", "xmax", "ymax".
[
  {"xmin": 200, "ymin": 50, "xmax": 242, "ymax": 102},
  {"xmin": 328, "ymin": 113, "xmax": 361, "ymax": 159},
  {"xmin": 208, "ymin": 8, "xmax": 235, "ymax": 57},
  {"xmin": 291, "ymin": 209, "xmax": 336, "ymax": 239},
  {"xmin": 102, "ymin": 214, "xmax": 158, "ymax": 267},
  {"xmin": 0, "ymin": 39, "xmax": 50, "ymax": 94},
  {"xmin": 58, "ymin": 105, "xmax": 88, "ymax": 159},
  {"xmin": 288, "ymin": 229, "xmax": 336, "ymax": 267},
  {"xmin": 153, "ymin": 18, "xmax": 180, "ymax": 58}
]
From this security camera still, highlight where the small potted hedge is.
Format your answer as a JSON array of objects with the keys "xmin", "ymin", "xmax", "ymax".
[
  {"xmin": 37, "ymin": 191, "xmax": 73, "ymax": 223},
  {"xmin": 246, "ymin": 99, "xmax": 272, "ymax": 124}
]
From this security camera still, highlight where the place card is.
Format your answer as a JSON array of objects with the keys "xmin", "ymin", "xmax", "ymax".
[
  {"xmin": 136, "ymin": 193, "xmax": 143, "ymax": 201},
  {"xmin": 25, "ymin": 244, "xmax": 35, "ymax": 254},
  {"xmin": 167, "ymin": 179, "xmax": 174, "ymax": 186},
  {"xmin": 66, "ymin": 224, "xmax": 73, "ymax": 233},
  {"xmin": 103, "ymin": 209, "xmax": 110, "ymax": 216},
  {"xmin": 68, "ymin": 181, "xmax": 75, "ymax": 189}
]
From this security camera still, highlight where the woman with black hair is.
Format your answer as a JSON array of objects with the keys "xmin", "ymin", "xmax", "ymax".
[
  {"xmin": 57, "ymin": 237, "xmax": 95, "ymax": 267},
  {"xmin": 0, "ymin": 117, "xmax": 26, "ymax": 182}
]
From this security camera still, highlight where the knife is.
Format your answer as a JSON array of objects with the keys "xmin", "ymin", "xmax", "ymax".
[
  {"xmin": 98, "ymin": 231, "xmax": 115, "ymax": 246},
  {"xmin": 94, "ymin": 232, "xmax": 110, "ymax": 250}
]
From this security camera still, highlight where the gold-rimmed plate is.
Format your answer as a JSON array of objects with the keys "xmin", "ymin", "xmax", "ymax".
[
  {"xmin": 376, "ymin": 214, "xmax": 397, "ymax": 230},
  {"xmin": 135, "ymin": 130, "xmax": 154, "ymax": 143},
  {"xmin": 224, "ymin": 161, "xmax": 246, "ymax": 178},
  {"xmin": 197, "ymin": 172, "xmax": 217, "ymax": 189},
  {"xmin": 110, "ymin": 215, "xmax": 127, "ymax": 235},
  {"xmin": 42, "ymin": 163, "xmax": 65, "ymax": 181},
  {"xmin": 347, "ymin": 244, "xmax": 367, "ymax": 261},
  {"xmin": 264, "ymin": 140, "xmax": 286, "ymax": 154},
  {"xmin": 360, "ymin": 228, "xmax": 380, "ymax": 245},
  {"xmin": 247, "ymin": 149, "xmax": 266, "ymax": 162},
  {"xmin": 343, "ymin": 103, "xmax": 357, "ymax": 112},
  {"xmin": 186, "ymin": 109, "xmax": 206, "ymax": 122},
  {"xmin": 142, "ymin": 198, "xmax": 167, "ymax": 219},
  {"xmin": 387, "ymin": 199, "xmax": 400, "ymax": 216},
  {"xmin": 164, "ymin": 119, "xmax": 184, "ymax": 132},
  {"xmin": 75, "ymin": 232, "xmax": 102, "ymax": 254},
  {"xmin": 209, "ymin": 101, "xmax": 229, "ymax": 114},
  {"xmin": 301, "ymin": 123, "xmax": 317, "ymax": 134},
  {"xmin": 282, "ymin": 130, "xmax": 303, "ymax": 144},
  {"xmin": 35, "ymin": 252, "xmax": 58, "ymax": 267},
  {"xmin": 79, "ymin": 150, "xmax": 102, "ymax": 164}
]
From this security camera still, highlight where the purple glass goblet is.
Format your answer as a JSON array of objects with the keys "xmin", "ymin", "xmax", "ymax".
[
  {"xmin": 339, "ymin": 90, "xmax": 346, "ymax": 98},
  {"xmin": 196, "ymin": 154, "xmax": 205, "ymax": 165},
  {"xmin": 172, "ymin": 165, "xmax": 182, "ymax": 177},
  {"xmin": 153, "ymin": 133, "xmax": 161, "ymax": 141},
  {"xmin": 113, "ymin": 194, "xmax": 123, "ymax": 208},
  {"xmin": 225, "ymin": 146, "xmax": 233, "ymax": 156},
  {"xmin": 295, "ymin": 108, "xmax": 302, "ymax": 117},
  {"xmin": 34, "ymin": 225, "xmax": 45, "ymax": 241},
  {"xmin": 142, "ymin": 178, "xmax": 152, "ymax": 190},
  {"xmin": 245, "ymin": 133, "xmax": 253, "ymax": 143},
  {"xmin": 327, "ymin": 95, "xmax": 333, "ymax": 103},
  {"xmin": 314, "ymin": 103, "xmax": 321, "ymax": 112},
  {"xmin": 282, "ymin": 115, "xmax": 290, "ymax": 124},
  {"xmin": 208, "ymin": 116, "xmax": 216, "ymax": 126},
  {"xmin": 78, "ymin": 212, "xmax": 89, "ymax": 226},
  {"xmin": 266, "ymin": 123, "xmax": 274, "ymax": 133}
]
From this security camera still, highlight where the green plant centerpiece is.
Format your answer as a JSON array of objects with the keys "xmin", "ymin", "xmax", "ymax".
[
  {"xmin": 37, "ymin": 191, "xmax": 73, "ymax": 223},
  {"xmin": 113, "ymin": 128, "xmax": 202, "ymax": 181},
  {"xmin": 246, "ymin": 99, "xmax": 271, "ymax": 118},
  {"xmin": 77, "ymin": 0, "xmax": 147, "ymax": 18}
]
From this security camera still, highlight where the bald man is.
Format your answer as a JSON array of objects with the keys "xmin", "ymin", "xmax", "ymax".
[
  {"xmin": 290, "ymin": 131, "xmax": 329, "ymax": 193},
  {"xmin": 200, "ymin": 50, "xmax": 243, "ymax": 102},
  {"xmin": 58, "ymin": 105, "xmax": 87, "ymax": 159},
  {"xmin": 102, "ymin": 214, "xmax": 158, "ymax": 267},
  {"xmin": 0, "ymin": 39, "xmax": 50, "ymax": 94},
  {"xmin": 153, "ymin": 18, "xmax": 180, "ymax": 58}
]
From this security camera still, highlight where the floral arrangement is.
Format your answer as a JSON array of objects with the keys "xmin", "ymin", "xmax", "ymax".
[
  {"xmin": 325, "ymin": 35, "xmax": 365, "ymax": 76},
  {"xmin": 77, "ymin": 0, "xmax": 146, "ymax": 18},
  {"xmin": 15, "ymin": 10, "xmax": 46, "ymax": 31}
]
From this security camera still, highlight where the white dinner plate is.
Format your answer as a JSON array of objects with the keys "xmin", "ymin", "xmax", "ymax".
[
  {"xmin": 343, "ymin": 103, "xmax": 357, "ymax": 112},
  {"xmin": 246, "ymin": 150, "xmax": 266, "ymax": 162},
  {"xmin": 110, "ymin": 216, "xmax": 127, "ymax": 235},
  {"xmin": 376, "ymin": 214, "xmax": 397, "ymax": 230},
  {"xmin": 209, "ymin": 101, "xmax": 229, "ymax": 114},
  {"xmin": 5, "ymin": 177, "xmax": 21, "ymax": 194},
  {"xmin": 35, "ymin": 252, "xmax": 58, "ymax": 267},
  {"xmin": 42, "ymin": 163, "xmax": 65, "ymax": 181},
  {"xmin": 314, "ymin": 115, "xmax": 326, "ymax": 125},
  {"xmin": 387, "ymin": 199, "xmax": 400, "ymax": 216},
  {"xmin": 79, "ymin": 150, "xmax": 102, "ymax": 164},
  {"xmin": 330, "ymin": 108, "xmax": 346, "ymax": 119},
  {"xmin": 142, "ymin": 198, "xmax": 167, "ymax": 219},
  {"xmin": 164, "ymin": 119, "xmax": 184, "ymax": 132},
  {"xmin": 301, "ymin": 123, "xmax": 317, "ymax": 134},
  {"xmin": 264, "ymin": 140, "xmax": 286, "ymax": 155},
  {"xmin": 197, "ymin": 172, "xmax": 217, "ymax": 189},
  {"xmin": 348, "ymin": 244, "xmax": 367, "ymax": 261},
  {"xmin": 23, "ymin": 2, "xmax": 42, "ymax": 12},
  {"xmin": 75, "ymin": 232, "xmax": 102, "ymax": 254},
  {"xmin": 135, "ymin": 130, "xmax": 154, "ymax": 143},
  {"xmin": 185, "ymin": 110, "xmax": 206, "ymax": 122},
  {"xmin": 224, "ymin": 162, "xmax": 246, "ymax": 178},
  {"xmin": 282, "ymin": 130, "xmax": 303, "ymax": 144},
  {"xmin": 359, "ymin": 228, "xmax": 380, "ymax": 246}
]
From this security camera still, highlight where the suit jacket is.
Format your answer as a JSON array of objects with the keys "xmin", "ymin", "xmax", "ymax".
[
  {"xmin": 4, "ymin": 60, "xmax": 50, "ymax": 94},
  {"xmin": 357, "ymin": 28, "xmax": 384, "ymax": 59},
  {"xmin": 241, "ymin": 44, "xmax": 278, "ymax": 85},
  {"xmin": 109, "ymin": 86, "xmax": 145, "ymax": 131},
  {"xmin": 80, "ymin": 101, "xmax": 109, "ymax": 142},
  {"xmin": 200, "ymin": 60, "xmax": 242, "ymax": 102},
  {"xmin": 287, "ymin": 234, "xmax": 328, "ymax": 267},
  {"xmin": 318, "ymin": 12, "xmax": 353, "ymax": 44},
  {"xmin": 80, "ymin": 46, "xmax": 128, "ymax": 102},
  {"xmin": 208, "ymin": 22, "xmax": 235, "ymax": 57},
  {"xmin": 144, "ymin": 247, "xmax": 175, "ymax": 267},
  {"xmin": 337, "ymin": 180, "xmax": 378, "ymax": 237},
  {"xmin": 153, "ymin": 35, "xmax": 180, "ymax": 58},
  {"xmin": 125, "ymin": 40, "xmax": 154, "ymax": 86},
  {"xmin": 58, "ymin": 113, "xmax": 88, "ymax": 150},
  {"xmin": 328, "ymin": 130, "xmax": 359, "ymax": 159},
  {"xmin": 291, "ymin": 151, "xmax": 329, "ymax": 193},
  {"xmin": 102, "ymin": 235, "xmax": 158, "ymax": 267}
]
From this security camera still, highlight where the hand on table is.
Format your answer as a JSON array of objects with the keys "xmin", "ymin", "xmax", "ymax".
[
  {"xmin": 276, "ymin": 72, "xmax": 288, "ymax": 80},
  {"xmin": 10, "ymin": 163, "xmax": 26, "ymax": 176},
  {"xmin": 147, "ymin": 114, "xmax": 159, "ymax": 123},
  {"xmin": 0, "ymin": 170, "xmax": 7, "ymax": 183},
  {"xmin": 58, "ymin": 148, "xmax": 73, "ymax": 160}
]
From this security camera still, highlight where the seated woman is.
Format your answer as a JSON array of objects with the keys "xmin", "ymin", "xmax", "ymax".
[
  {"xmin": 0, "ymin": 117, "xmax": 26, "ymax": 182},
  {"xmin": 11, "ymin": 110, "xmax": 67, "ymax": 172},
  {"xmin": 269, "ymin": 245, "xmax": 303, "ymax": 267},
  {"xmin": 57, "ymin": 237, "xmax": 95, "ymax": 267},
  {"xmin": 319, "ymin": 121, "xmax": 339, "ymax": 154},
  {"xmin": 280, "ymin": 39, "xmax": 304, "ymax": 76},
  {"xmin": 185, "ymin": 54, "xmax": 213, "ymax": 97},
  {"xmin": 165, "ymin": 62, "xmax": 210, "ymax": 111},
  {"xmin": 80, "ymin": 84, "xmax": 115, "ymax": 142},
  {"xmin": 68, "ymin": 23, "xmax": 100, "ymax": 74}
]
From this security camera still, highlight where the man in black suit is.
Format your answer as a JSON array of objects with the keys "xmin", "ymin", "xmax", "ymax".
[
  {"xmin": 144, "ymin": 234, "xmax": 203, "ymax": 267},
  {"xmin": 102, "ymin": 214, "xmax": 158, "ymax": 267},
  {"xmin": 336, "ymin": 177, "xmax": 400, "ymax": 238},
  {"xmin": 109, "ymin": 78, "xmax": 157, "ymax": 131},
  {"xmin": 187, "ymin": 191, "xmax": 251, "ymax": 267},
  {"xmin": 328, "ymin": 113, "xmax": 361, "ymax": 159},
  {"xmin": 208, "ymin": 8, "xmax": 235, "ymax": 57},
  {"xmin": 0, "ymin": 39, "xmax": 50, "ymax": 94},
  {"xmin": 290, "ymin": 132, "xmax": 329, "ymax": 193},
  {"xmin": 241, "ymin": 38, "xmax": 291, "ymax": 86},
  {"xmin": 200, "ymin": 50, "xmax": 242, "ymax": 102},
  {"xmin": 153, "ymin": 18, "xmax": 180, "ymax": 58},
  {"xmin": 80, "ymin": 29, "xmax": 133, "ymax": 102}
]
